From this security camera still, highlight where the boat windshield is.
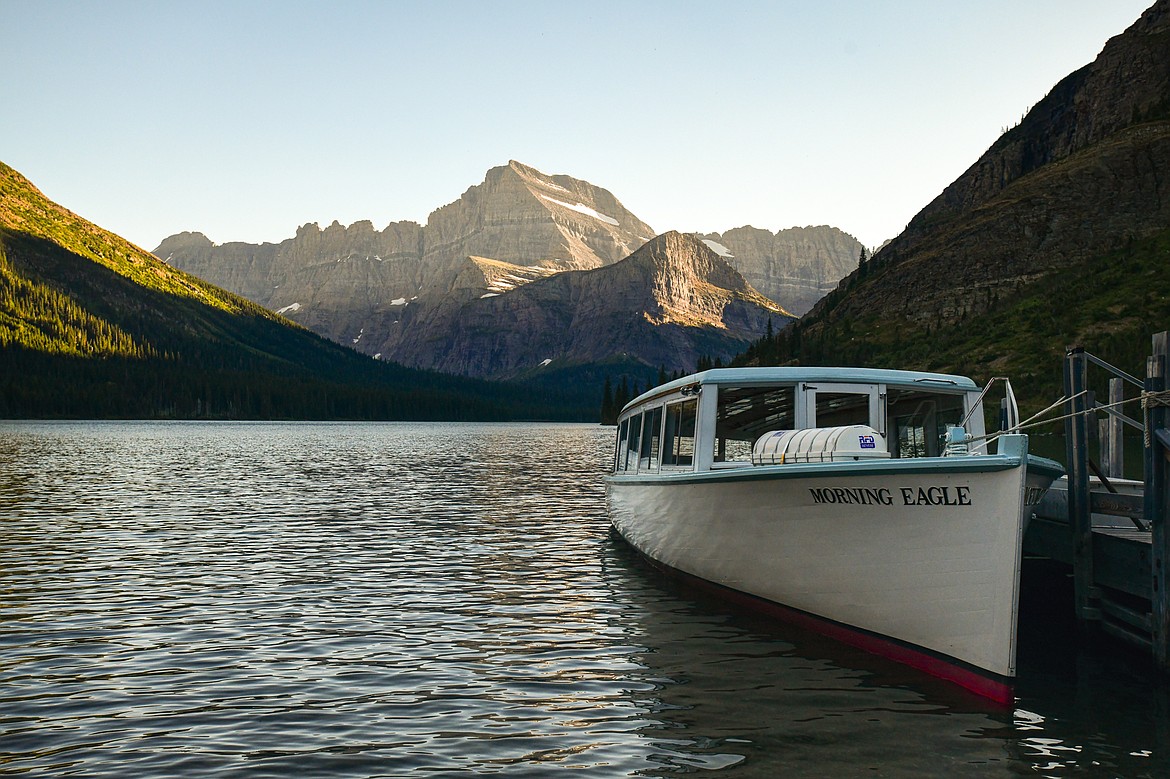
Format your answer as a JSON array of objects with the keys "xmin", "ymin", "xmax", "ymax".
[
  {"xmin": 711, "ymin": 383, "xmax": 971, "ymax": 462},
  {"xmin": 887, "ymin": 387, "xmax": 967, "ymax": 458},
  {"xmin": 714, "ymin": 385, "xmax": 796, "ymax": 464}
]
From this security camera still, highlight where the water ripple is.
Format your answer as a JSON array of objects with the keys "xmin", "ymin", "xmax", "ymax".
[{"xmin": 1, "ymin": 421, "xmax": 1166, "ymax": 777}]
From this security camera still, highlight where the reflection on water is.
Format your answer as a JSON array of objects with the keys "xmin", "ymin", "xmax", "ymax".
[{"xmin": 0, "ymin": 421, "xmax": 1166, "ymax": 777}]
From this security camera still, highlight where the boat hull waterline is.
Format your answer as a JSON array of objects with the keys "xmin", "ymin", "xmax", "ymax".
[{"xmin": 607, "ymin": 436, "xmax": 1057, "ymax": 703}]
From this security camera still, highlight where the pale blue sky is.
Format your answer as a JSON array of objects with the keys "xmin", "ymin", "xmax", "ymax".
[{"xmin": 0, "ymin": 0, "xmax": 1155, "ymax": 251}]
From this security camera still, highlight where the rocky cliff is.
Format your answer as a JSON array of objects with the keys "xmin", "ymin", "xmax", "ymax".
[
  {"xmin": 701, "ymin": 226, "xmax": 862, "ymax": 315},
  {"xmin": 157, "ymin": 161, "xmax": 651, "ymax": 350},
  {"xmin": 154, "ymin": 220, "xmax": 426, "ymax": 343},
  {"xmin": 768, "ymin": 0, "xmax": 1170, "ymax": 380},
  {"xmin": 389, "ymin": 231, "xmax": 790, "ymax": 379},
  {"xmin": 156, "ymin": 161, "xmax": 842, "ymax": 378},
  {"xmin": 801, "ymin": 0, "xmax": 1170, "ymax": 330},
  {"xmin": 423, "ymin": 160, "xmax": 653, "ymax": 276}
]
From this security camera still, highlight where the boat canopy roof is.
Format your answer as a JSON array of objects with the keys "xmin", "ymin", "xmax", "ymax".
[{"xmin": 623, "ymin": 367, "xmax": 979, "ymax": 414}]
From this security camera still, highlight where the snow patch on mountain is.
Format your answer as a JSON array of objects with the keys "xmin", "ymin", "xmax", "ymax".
[
  {"xmin": 539, "ymin": 195, "xmax": 619, "ymax": 226},
  {"xmin": 702, "ymin": 239, "xmax": 734, "ymax": 258}
]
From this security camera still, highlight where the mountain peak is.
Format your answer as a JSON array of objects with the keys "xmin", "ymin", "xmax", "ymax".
[
  {"xmin": 424, "ymin": 160, "xmax": 654, "ymax": 272},
  {"xmin": 393, "ymin": 227, "xmax": 792, "ymax": 379},
  {"xmin": 152, "ymin": 161, "xmax": 859, "ymax": 378},
  {"xmin": 155, "ymin": 231, "xmax": 214, "ymax": 255},
  {"xmin": 622, "ymin": 231, "xmax": 792, "ymax": 318}
]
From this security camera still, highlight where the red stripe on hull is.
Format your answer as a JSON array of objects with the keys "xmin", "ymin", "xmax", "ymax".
[{"xmin": 643, "ymin": 553, "xmax": 1015, "ymax": 705}]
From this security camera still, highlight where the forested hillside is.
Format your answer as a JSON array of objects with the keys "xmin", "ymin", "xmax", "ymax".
[
  {"xmin": 734, "ymin": 1, "xmax": 1170, "ymax": 413},
  {"xmin": 738, "ymin": 228, "xmax": 1170, "ymax": 408},
  {"xmin": 0, "ymin": 162, "xmax": 578, "ymax": 419}
]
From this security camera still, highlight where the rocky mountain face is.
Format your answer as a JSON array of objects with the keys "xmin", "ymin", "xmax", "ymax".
[
  {"xmin": 795, "ymin": 0, "xmax": 1170, "ymax": 340},
  {"xmin": 156, "ymin": 161, "xmax": 842, "ymax": 378},
  {"xmin": 423, "ymin": 160, "xmax": 653, "ymax": 275},
  {"xmin": 155, "ymin": 220, "xmax": 426, "ymax": 345},
  {"xmin": 701, "ymin": 226, "xmax": 861, "ymax": 315},
  {"xmin": 387, "ymin": 231, "xmax": 790, "ymax": 379}
]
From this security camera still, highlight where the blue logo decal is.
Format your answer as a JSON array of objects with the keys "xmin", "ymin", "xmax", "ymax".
[{"xmin": 859, "ymin": 435, "xmax": 876, "ymax": 449}]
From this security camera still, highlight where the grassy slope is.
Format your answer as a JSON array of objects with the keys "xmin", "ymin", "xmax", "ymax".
[{"xmin": 0, "ymin": 163, "xmax": 260, "ymax": 317}]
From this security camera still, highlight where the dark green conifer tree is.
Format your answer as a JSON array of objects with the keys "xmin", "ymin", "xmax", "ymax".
[
  {"xmin": 615, "ymin": 377, "xmax": 631, "ymax": 415},
  {"xmin": 600, "ymin": 376, "xmax": 615, "ymax": 424}
]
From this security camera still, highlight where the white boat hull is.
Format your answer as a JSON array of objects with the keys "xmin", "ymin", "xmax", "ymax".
[{"xmin": 607, "ymin": 441, "xmax": 1055, "ymax": 700}]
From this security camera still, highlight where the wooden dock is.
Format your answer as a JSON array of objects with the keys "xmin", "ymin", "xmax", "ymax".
[{"xmin": 1025, "ymin": 331, "xmax": 1170, "ymax": 669}]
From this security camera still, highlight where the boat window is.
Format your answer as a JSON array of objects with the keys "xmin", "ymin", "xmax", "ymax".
[
  {"xmin": 639, "ymin": 406, "xmax": 663, "ymax": 471},
  {"xmin": 887, "ymin": 388, "xmax": 967, "ymax": 458},
  {"xmin": 814, "ymin": 392, "xmax": 871, "ymax": 428},
  {"xmin": 625, "ymin": 412, "xmax": 643, "ymax": 471},
  {"xmin": 615, "ymin": 417, "xmax": 630, "ymax": 471},
  {"xmin": 713, "ymin": 385, "xmax": 796, "ymax": 462},
  {"xmin": 662, "ymin": 399, "xmax": 698, "ymax": 467}
]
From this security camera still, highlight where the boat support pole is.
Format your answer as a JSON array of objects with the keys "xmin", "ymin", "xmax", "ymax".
[
  {"xmin": 1064, "ymin": 346, "xmax": 1099, "ymax": 625},
  {"xmin": 1145, "ymin": 331, "xmax": 1170, "ymax": 670}
]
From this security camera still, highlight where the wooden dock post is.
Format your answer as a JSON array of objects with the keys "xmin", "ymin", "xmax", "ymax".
[
  {"xmin": 1146, "ymin": 332, "xmax": 1170, "ymax": 669},
  {"xmin": 1064, "ymin": 346, "xmax": 1098, "ymax": 622},
  {"xmin": 1100, "ymin": 378, "xmax": 1125, "ymax": 478},
  {"xmin": 1108, "ymin": 378, "xmax": 1125, "ymax": 479}
]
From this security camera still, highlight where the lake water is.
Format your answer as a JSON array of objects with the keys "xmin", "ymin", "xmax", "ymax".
[{"xmin": 1, "ymin": 421, "xmax": 1167, "ymax": 777}]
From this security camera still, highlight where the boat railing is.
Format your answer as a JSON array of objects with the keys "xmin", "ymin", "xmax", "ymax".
[
  {"xmin": 1064, "ymin": 347, "xmax": 1146, "ymax": 484},
  {"xmin": 959, "ymin": 376, "xmax": 1020, "ymax": 434}
]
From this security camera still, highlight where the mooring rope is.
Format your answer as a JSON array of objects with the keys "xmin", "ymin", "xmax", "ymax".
[
  {"xmin": 973, "ymin": 391, "xmax": 1143, "ymax": 449},
  {"xmin": 1141, "ymin": 389, "xmax": 1170, "ymax": 408},
  {"xmin": 1140, "ymin": 390, "xmax": 1170, "ymax": 447}
]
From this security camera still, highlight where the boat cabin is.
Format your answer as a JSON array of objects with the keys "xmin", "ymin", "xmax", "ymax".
[{"xmin": 613, "ymin": 367, "xmax": 988, "ymax": 474}]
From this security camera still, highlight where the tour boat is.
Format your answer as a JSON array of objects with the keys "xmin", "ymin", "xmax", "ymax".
[{"xmin": 604, "ymin": 367, "xmax": 1063, "ymax": 703}]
